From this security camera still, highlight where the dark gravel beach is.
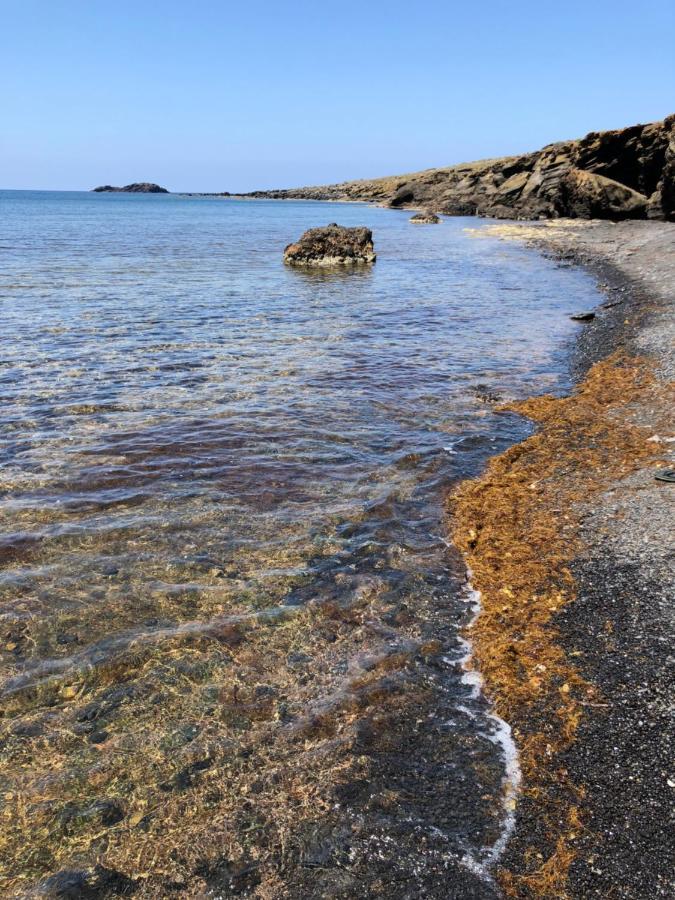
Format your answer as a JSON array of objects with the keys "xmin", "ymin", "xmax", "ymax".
[{"xmin": 466, "ymin": 220, "xmax": 674, "ymax": 898}]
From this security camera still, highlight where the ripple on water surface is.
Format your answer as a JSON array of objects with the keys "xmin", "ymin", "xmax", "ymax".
[{"xmin": 0, "ymin": 191, "xmax": 600, "ymax": 895}]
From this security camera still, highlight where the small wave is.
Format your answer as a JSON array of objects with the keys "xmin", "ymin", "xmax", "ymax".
[{"xmin": 448, "ymin": 576, "xmax": 522, "ymax": 882}]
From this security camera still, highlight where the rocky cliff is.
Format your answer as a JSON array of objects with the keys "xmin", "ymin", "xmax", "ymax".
[{"xmin": 244, "ymin": 116, "xmax": 675, "ymax": 220}]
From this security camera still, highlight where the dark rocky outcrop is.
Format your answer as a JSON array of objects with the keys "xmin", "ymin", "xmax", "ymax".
[
  {"xmin": 410, "ymin": 211, "xmax": 441, "ymax": 224},
  {"xmin": 245, "ymin": 116, "xmax": 675, "ymax": 221},
  {"xmin": 92, "ymin": 183, "xmax": 169, "ymax": 193},
  {"xmin": 558, "ymin": 169, "xmax": 649, "ymax": 220},
  {"xmin": 283, "ymin": 224, "xmax": 376, "ymax": 266}
]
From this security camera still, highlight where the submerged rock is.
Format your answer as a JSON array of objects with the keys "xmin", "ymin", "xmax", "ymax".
[
  {"xmin": 92, "ymin": 183, "xmax": 169, "ymax": 193},
  {"xmin": 283, "ymin": 224, "xmax": 376, "ymax": 266},
  {"xmin": 59, "ymin": 799, "xmax": 125, "ymax": 832},
  {"xmin": 31, "ymin": 865, "xmax": 136, "ymax": 897},
  {"xmin": 410, "ymin": 211, "xmax": 441, "ymax": 224}
]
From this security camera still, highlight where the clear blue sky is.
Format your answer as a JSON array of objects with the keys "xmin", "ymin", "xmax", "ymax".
[{"xmin": 2, "ymin": 0, "xmax": 673, "ymax": 191}]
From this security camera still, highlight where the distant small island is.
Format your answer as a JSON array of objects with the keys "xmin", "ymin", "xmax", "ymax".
[{"xmin": 92, "ymin": 183, "xmax": 169, "ymax": 193}]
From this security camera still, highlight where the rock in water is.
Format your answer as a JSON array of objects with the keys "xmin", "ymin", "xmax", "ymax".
[
  {"xmin": 284, "ymin": 224, "xmax": 376, "ymax": 266},
  {"xmin": 410, "ymin": 211, "xmax": 441, "ymax": 224},
  {"xmin": 32, "ymin": 865, "xmax": 136, "ymax": 897},
  {"xmin": 92, "ymin": 183, "xmax": 169, "ymax": 193}
]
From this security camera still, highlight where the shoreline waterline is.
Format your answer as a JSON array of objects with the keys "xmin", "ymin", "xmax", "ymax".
[
  {"xmin": 452, "ymin": 575, "xmax": 522, "ymax": 882},
  {"xmin": 451, "ymin": 218, "xmax": 674, "ymax": 898}
]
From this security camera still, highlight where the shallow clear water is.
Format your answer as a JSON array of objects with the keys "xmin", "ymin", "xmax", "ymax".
[{"xmin": 0, "ymin": 191, "xmax": 600, "ymax": 892}]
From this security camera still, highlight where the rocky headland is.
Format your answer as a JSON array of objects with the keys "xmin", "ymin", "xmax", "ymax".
[
  {"xmin": 92, "ymin": 183, "xmax": 169, "ymax": 193},
  {"xmin": 243, "ymin": 116, "xmax": 675, "ymax": 222}
]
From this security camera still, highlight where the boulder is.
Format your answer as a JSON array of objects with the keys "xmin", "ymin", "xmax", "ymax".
[
  {"xmin": 410, "ymin": 211, "xmax": 441, "ymax": 224},
  {"xmin": 283, "ymin": 224, "xmax": 376, "ymax": 266},
  {"xmin": 389, "ymin": 183, "xmax": 416, "ymax": 207},
  {"xmin": 558, "ymin": 169, "xmax": 648, "ymax": 219},
  {"xmin": 438, "ymin": 199, "xmax": 478, "ymax": 216}
]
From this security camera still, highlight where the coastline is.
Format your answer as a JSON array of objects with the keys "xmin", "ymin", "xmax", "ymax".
[
  {"xmin": 452, "ymin": 219, "xmax": 674, "ymax": 897},
  {"xmin": 236, "ymin": 116, "xmax": 674, "ymax": 223},
  {"xmin": 1, "ymin": 200, "xmax": 671, "ymax": 898},
  {"xmin": 1, "ymin": 200, "xmax": 598, "ymax": 900}
]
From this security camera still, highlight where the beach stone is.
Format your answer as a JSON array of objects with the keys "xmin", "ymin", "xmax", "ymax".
[
  {"xmin": 283, "ymin": 224, "xmax": 376, "ymax": 266},
  {"xmin": 410, "ymin": 211, "xmax": 441, "ymax": 224}
]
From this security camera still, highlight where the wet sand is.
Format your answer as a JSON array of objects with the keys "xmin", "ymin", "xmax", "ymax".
[{"xmin": 454, "ymin": 220, "xmax": 674, "ymax": 898}]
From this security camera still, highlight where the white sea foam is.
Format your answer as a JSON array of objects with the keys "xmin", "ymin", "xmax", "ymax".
[{"xmin": 453, "ymin": 574, "xmax": 522, "ymax": 881}]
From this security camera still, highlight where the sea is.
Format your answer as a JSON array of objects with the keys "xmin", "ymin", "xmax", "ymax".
[{"xmin": 0, "ymin": 190, "xmax": 601, "ymax": 896}]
